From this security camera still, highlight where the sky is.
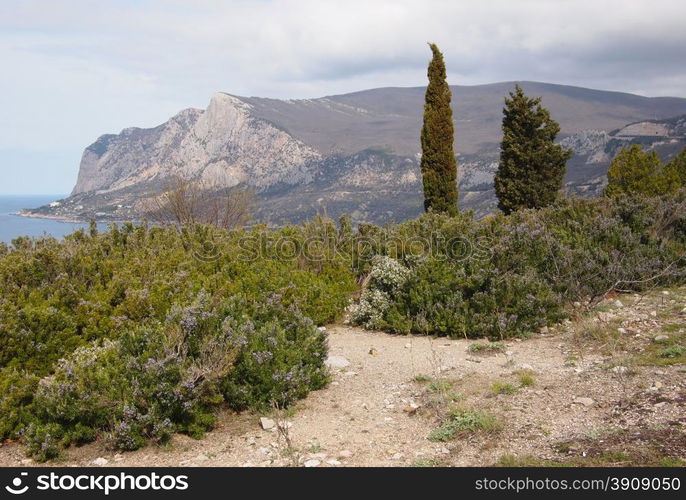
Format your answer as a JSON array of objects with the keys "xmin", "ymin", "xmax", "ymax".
[{"xmin": 1, "ymin": 0, "xmax": 685, "ymax": 194}]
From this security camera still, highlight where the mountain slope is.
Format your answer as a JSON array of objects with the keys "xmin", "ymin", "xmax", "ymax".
[{"xmin": 27, "ymin": 82, "xmax": 686, "ymax": 224}]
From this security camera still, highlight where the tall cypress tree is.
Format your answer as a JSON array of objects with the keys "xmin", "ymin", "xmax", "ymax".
[
  {"xmin": 494, "ymin": 84, "xmax": 572, "ymax": 215},
  {"xmin": 420, "ymin": 43, "xmax": 458, "ymax": 216}
]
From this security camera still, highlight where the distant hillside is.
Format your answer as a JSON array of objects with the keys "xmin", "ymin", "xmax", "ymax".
[{"xmin": 26, "ymin": 82, "xmax": 686, "ymax": 224}]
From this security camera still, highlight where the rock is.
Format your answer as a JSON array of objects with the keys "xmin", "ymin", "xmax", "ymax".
[
  {"xmin": 113, "ymin": 454, "xmax": 124, "ymax": 462},
  {"xmin": 650, "ymin": 310, "xmax": 657, "ymax": 317},
  {"xmin": 260, "ymin": 417, "xmax": 275, "ymax": 430},
  {"xmin": 662, "ymin": 291, "xmax": 670, "ymax": 296},
  {"xmin": 368, "ymin": 347, "xmax": 378, "ymax": 356},
  {"xmin": 613, "ymin": 300, "xmax": 624, "ymax": 308},
  {"xmin": 439, "ymin": 447, "xmax": 450, "ymax": 454},
  {"xmin": 390, "ymin": 453, "xmax": 404, "ymax": 460},
  {"xmin": 317, "ymin": 326, "xmax": 327, "ymax": 333},
  {"xmin": 653, "ymin": 381, "xmax": 664, "ymax": 390},
  {"xmin": 92, "ymin": 457, "xmax": 109, "ymax": 466},
  {"xmin": 304, "ymin": 459, "xmax": 321, "ymax": 467},
  {"xmin": 681, "ymin": 307, "xmax": 686, "ymax": 314},
  {"xmin": 653, "ymin": 335, "xmax": 669, "ymax": 342},
  {"xmin": 20, "ymin": 458, "xmax": 33, "ymax": 465},
  {"xmin": 519, "ymin": 363, "xmax": 534, "ymax": 371},
  {"xmin": 573, "ymin": 397, "xmax": 594, "ymax": 407},
  {"xmin": 540, "ymin": 326, "xmax": 549, "ymax": 334},
  {"xmin": 403, "ymin": 403, "xmax": 421, "ymax": 415},
  {"xmin": 655, "ymin": 401, "xmax": 667, "ymax": 408},
  {"xmin": 344, "ymin": 371, "xmax": 358, "ymax": 376},
  {"xmin": 573, "ymin": 301, "xmax": 582, "ymax": 308},
  {"xmin": 324, "ymin": 355, "xmax": 351, "ymax": 369},
  {"xmin": 338, "ymin": 450, "xmax": 352, "ymax": 458},
  {"xmin": 246, "ymin": 436, "xmax": 257, "ymax": 445},
  {"xmin": 617, "ymin": 327, "xmax": 627, "ymax": 334},
  {"xmin": 405, "ymin": 343, "xmax": 412, "ymax": 349},
  {"xmin": 612, "ymin": 366, "xmax": 628, "ymax": 374},
  {"xmin": 326, "ymin": 459, "xmax": 342, "ymax": 466}
]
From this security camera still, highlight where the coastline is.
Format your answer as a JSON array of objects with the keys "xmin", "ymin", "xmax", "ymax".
[{"xmin": 13, "ymin": 210, "xmax": 89, "ymax": 224}]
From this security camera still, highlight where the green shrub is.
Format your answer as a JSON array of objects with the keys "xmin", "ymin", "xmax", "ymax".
[
  {"xmin": 351, "ymin": 193, "xmax": 686, "ymax": 339},
  {"xmin": 219, "ymin": 297, "xmax": 329, "ymax": 410},
  {"xmin": 0, "ymin": 369, "xmax": 39, "ymax": 439}
]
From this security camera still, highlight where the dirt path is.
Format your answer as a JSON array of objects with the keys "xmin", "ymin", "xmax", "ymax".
[{"xmin": 1, "ymin": 290, "xmax": 684, "ymax": 467}]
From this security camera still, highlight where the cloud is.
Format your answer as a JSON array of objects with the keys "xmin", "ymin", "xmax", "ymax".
[{"xmin": 1, "ymin": 0, "xmax": 685, "ymax": 193}]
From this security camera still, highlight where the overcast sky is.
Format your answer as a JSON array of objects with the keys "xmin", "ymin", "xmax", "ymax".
[{"xmin": 1, "ymin": 0, "xmax": 685, "ymax": 194}]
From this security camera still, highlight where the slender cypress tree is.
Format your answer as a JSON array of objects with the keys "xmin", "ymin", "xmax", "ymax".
[
  {"xmin": 494, "ymin": 84, "xmax": 572, "ymax": 215},
  {"xmin": 420, "ymin": 43, "xmax": 458, "ymax": 216}
]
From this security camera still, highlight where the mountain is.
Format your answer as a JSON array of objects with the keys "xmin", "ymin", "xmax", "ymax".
[{"xmin": 26, "ymin": 82, "xmax": 686, "ymax": 224}]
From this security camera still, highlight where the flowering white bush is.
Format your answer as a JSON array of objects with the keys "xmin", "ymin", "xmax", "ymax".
[
  {"xmin": 368, "ymin": 255, "xmax": 410, "ymax": 292},
  {"xmin": 351, "ymin": 256, "xmax": 409, "ymax": 329}
]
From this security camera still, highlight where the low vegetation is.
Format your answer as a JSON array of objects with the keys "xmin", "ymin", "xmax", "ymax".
[
  {"xmin": 0, "ymin": 219, "xmax": 355, "ymax": 459},
  {"xmin": 351, "ymin": 192, "xmax": 686, "ymax": 338},
  {"xmin": 2, "ymin": 188, "xmax": 686, "ymax": 461},
  {"xmin": 428, "ymin": 409, "xmax": 501, "ymax": 442}
]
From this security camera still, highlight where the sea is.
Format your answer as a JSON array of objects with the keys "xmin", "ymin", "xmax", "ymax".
[{"xmin": 0, "ymin": 195, "xmax": 107, "ymax": 244}]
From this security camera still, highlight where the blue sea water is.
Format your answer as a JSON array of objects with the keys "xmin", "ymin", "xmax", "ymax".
[{"xmin": 0, "ymin": 195, "xmax": 101, "ymax": 243}]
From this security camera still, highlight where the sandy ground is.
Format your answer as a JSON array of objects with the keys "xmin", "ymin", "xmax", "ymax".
[{"xmin": 1, "ymin": 290, "xmax": 684, "ymax": 467}]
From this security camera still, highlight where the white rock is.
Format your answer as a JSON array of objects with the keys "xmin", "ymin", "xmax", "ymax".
[
  {"xmin": 344, "ymin": 371, "xmax": 358, "ymax": 377},
  {"xmin": 338, "ymin": 450, "xmax": 353, "ymax": 458},
  {"xmin": 326, "ymin": 459, "xmax": 342, "ymax": 466},
  {"xmin": 650, "ymin": 310, "xmax": 657, "ymax": 317},
  {"xmin": 612, "ymin": 366, "xmax": 628, "ymax": 374},
  {"xmin": 654, "ymin": 335, "xmax": 669, "ymax": 342},
  {"xmin": 439, "ymin": 447, "xmax": 450, "ymax": 454},
  {"xmin": 304, "ymin": 459, "xmax": 321, "ymax": 467},
  {"xmin": 324, "ymin": 355, "xmax": 350, "ymax": 369},
  {"xmin": 92, "ymin": 457, "xmax": 109, "ymax": 466},
  {"xmin": 390, "ymin": 453, "xmax": 404, "ymax": 460},
  {"xmin": 613, "ymin": 300, "xmax": 624, "ymax": 308},
  {"xmin": 617, "ymin": 327, "xmax": 627, "ymax": 334},
  {"xmin": 573, "ymin": 397, "xmax": 594, "ymax": 407},
  {"xmin": 260, "ymin": 417, "xmax": 275, "ymax": 430}
]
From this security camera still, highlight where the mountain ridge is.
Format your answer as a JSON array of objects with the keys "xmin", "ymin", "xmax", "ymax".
[{"xmin": 27, "ymin": 82, "xmax": 686, "ymax": 225}]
